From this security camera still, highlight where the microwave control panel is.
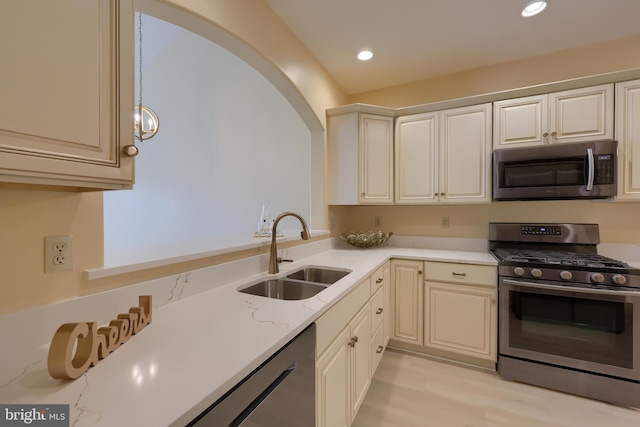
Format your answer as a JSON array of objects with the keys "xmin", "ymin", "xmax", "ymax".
[{"xmin": 594, "ymin": 154, "xmax": 614, "ymax": 184}]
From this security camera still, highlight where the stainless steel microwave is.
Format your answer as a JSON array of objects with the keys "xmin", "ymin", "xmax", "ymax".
[{"xmin": 493, "ymin": 140, "xmax": 617, "ymax": 200}]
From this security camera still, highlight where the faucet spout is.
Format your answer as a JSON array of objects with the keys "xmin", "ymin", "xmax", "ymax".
[{"xmin": 269, "ymin": 212, "xmax": 311, "ymax": 274}]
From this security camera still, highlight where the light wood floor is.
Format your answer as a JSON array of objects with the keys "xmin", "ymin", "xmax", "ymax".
[{"xmin": 352, "ymin": 350, "xmax": 640, "ymax": 427}]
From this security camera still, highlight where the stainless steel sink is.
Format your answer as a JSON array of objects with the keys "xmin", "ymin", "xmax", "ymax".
[
  {"xmin": 286, "ymin": 267, "xmax": 351, "ymax": 285},
  {"xmin": 239, "ymin": 279, "xmax": 327, "ymax": 300}
]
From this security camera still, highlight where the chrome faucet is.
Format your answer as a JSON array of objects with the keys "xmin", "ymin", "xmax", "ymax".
[{"xmin": 269, "ymin": 211, "xmax": 311, "ymax": 274}]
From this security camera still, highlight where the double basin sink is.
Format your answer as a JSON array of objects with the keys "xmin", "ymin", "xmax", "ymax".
[{"xmin": 238, "ymin": 267, "xmax": 351, "ymax": 300}]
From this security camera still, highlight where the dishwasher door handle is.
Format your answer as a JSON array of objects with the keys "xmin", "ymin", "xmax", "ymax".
[{"xmin": 232, "ymin": 365, "xmax": 296, "ymax": 426}]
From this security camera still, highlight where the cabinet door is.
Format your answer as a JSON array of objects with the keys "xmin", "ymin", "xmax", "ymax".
[
  {"xmin": 493, "ymin": 94, "xmax": 548, "ymax": 149},
  {"xmin": 359, "ymin": 114, "xmax": 394, "ymax": 204},
  {"xmin": 615, "ymin": 79, "xmax": 640, "ymax": 201},
  {"xmin": 391, "ymin": 260, "xmax": 423, "ymax": 345},
  {"xmin": 0, "ymin": 0, "xmax": 134, "ymax": 189},
  {"xmin": 549, "ymin": 84, "xmax": 614, "ymax": 144},
  {"xmin": 316, "ymin": 327, "xmax": 351, "ymax": 427},
  {"xmin": 439, "ymin": 103, "xmax": 492, "ymax": 203},
  {"xmin": 350, "ymin": 305, "xmax": 371, "ymax": 421},
  {"xmin": 395, "ymin": 113, "xmax": 438, "ymax": 204},
  {"xmin": 424, "ymin": 282, "xmax": 497, "ymax": 362}
]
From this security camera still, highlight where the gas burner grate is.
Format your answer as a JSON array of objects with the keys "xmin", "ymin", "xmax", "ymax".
[{"xmin": 493, "ymin": 248, "xmax": 629, "ymax": 269}]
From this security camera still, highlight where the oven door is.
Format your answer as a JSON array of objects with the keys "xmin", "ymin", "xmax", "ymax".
[{"xmin": 499, "ymin": 278, "xmax": 640, "ymax": 382}]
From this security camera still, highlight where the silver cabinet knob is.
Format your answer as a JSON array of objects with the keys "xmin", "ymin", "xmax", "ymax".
[
  {"xmin": 513, "ymin": 267, "xmax": 525, "ymax": 276},
  {"xmin": 612, "ymin": 274, "xmax": 627, "ymax": 285},
  {"xmin": 559, "ymin": 271, "xmax": 573, "ymax": 281},
  {"xmin": 531, "ymin": 268, "xmax": 543, "ymax": 278},
  {"xmin": 590, "ymin": 273, "xmax": 605, "ymax": 283},
  {"xmin": 122, "ymin": 145, "xmax": 139, "ymax": 157}
]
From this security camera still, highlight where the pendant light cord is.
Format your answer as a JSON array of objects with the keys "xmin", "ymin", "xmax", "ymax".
[{"xmin": 137, "ymin": 12, "xmax": 143, "ymax": 141}]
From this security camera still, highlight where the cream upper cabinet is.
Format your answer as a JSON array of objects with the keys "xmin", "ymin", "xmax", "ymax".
[
  {"xmin": 493, "ymin": 84, "xmax": 614, "ymax": 149},
  {"xmin": 395, "ymin": 112, "xmax": 438, "ymax": 203},
  {"xmin": 328, "ymin": 109, "xmax": 394, "ymax": 204},
  {"xmin": 390, "ymin": 259, "xmax": 424, "ymax": 346},
  {"xmin": 0, "ymin": 0, "xmax": 135, "ymax": 190},
  {"xmin": 395, "ymin": 103, "xmax": 492, "ymax": 204},
  {"xmin": 615, "ymin": 79, "xmax": 640, "ymax": 201}
]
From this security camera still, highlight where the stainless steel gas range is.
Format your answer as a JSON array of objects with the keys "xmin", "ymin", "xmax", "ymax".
[{"xmin": 489, "ymin": 222, "xmax": 640, "ymax": 407}]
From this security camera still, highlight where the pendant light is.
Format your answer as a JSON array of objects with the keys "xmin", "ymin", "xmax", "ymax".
[{"xmin": 134, "ymin": 12, "xmax": 159, "ymax": 141}]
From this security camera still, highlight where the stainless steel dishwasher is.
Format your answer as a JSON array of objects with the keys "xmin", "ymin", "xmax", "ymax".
[{"xmin": 187, "ymin": 324, "xmax": 316, "ymax": 426}]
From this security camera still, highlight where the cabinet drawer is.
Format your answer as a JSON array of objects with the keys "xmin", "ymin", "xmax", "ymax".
[
  {"xmin": 370, "ymin": 265, "xmax": 385, "ymax": 294},
  {"xmin": 316, "ymin": 278, "xmax": 371, "ymax": 357},
  {"xmin": 424, "ymin": 261, "xmax": 496, "ymax": 287},
  {"xmin": 370, "ymin": 287, "xmax": 384, "ymax": 335},
  {"xmin": 371, "ymin": 323, "xmax": 385, "ymax": 376}
]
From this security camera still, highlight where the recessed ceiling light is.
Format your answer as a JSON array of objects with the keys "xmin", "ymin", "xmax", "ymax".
[
  {"xmin": 522, "ymin": 0, "xmax": 548, "ymax": 17},
  {"xmin": 357, "ymin": 50, "xmax": 373, "ymax": 61}
]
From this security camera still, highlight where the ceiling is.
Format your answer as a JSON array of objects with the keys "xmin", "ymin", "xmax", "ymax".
[{"xmin": 265, "ymin": 0, "xmax": 640, "ymax": 95}]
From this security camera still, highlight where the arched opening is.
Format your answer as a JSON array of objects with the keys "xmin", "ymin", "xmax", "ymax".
[{"xmin": 103, "ymin": 2, "xmax": 325, "ymax": 268}]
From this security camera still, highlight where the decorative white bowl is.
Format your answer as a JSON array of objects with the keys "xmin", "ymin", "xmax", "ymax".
[{"xmin": 339, "ymin": 231, "xmax": 393, "ymax": 248}]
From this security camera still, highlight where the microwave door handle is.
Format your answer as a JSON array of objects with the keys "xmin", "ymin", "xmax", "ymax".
[{"xmin": 585, "ymin": 148, "xmax": 595, "ymax": 191}]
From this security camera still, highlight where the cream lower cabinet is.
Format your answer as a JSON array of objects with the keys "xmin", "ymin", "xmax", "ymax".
[
  {"xmin": 615, "ymin": 79, "xmax": 640, "ymax": 201},
  {"xmin": 390, "ymin": 259, "xmax": 424, "ymax": 346},
  {"xmin": 316, "ymin": 262, "xmax": 390, "ymax": 427},
  {"xmin": 0, "ymin": 0, "xmax": 135, "ymax": 190},
  {"xmin": 390, "ymin": 260, "xmax": 497, "ymax": 369},
  {"xmin": 493, "ymin": 84, "xmax": 614, "ymax": 149},
  {"xmin": 424, "ymin": 281, "xmax": 497, "ymax": 365}
]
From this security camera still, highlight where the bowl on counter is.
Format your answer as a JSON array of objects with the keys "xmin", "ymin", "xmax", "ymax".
[{"xmin": 339, "ymin": 230, "xmax": 393, "ymax": 248}]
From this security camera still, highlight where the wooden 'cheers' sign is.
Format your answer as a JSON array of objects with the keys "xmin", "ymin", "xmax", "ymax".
[{"xmin": 47, "ymin": 295, "xmax": 152, "ymax": 379}]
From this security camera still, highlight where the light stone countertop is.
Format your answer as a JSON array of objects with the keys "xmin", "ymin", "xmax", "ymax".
[{"xmin": 0, "ymin": 243, "xmax": 497, "ymax": 427}]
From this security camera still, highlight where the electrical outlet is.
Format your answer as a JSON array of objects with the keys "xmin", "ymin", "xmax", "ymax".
[
  {"xmin": 442, "ymin": 216, "xmax": 450, "ymax": 228},
  {"xmin": 45, "ymin": 235, "xmax": 74, "ymax": 273},
  {"xmin": 375, "ymin": 216, "xmax": 382, "ymax": 227}
]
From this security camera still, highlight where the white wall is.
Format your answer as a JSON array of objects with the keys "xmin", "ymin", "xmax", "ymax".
[{"xmin": 104, "ymin": 15, "xmax": 311, "ymax": 264}]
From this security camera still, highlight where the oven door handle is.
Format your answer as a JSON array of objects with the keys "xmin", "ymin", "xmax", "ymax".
[
  {"xmin": 584, "ymin": 147, "xmax": 595, "ymax": 191},
  {"xmin": 503, "ymin": 278, "xmax": 640, "ymax": 297}
]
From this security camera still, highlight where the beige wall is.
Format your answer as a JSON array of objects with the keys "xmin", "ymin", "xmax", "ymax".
[
  {"xmin": 0, "ymin": 0, "xmax": 346, "ymax": 315},
  {"xmin": 349, "ymin": 34, "xmax": 640, "ymax": 107},
  {"xmin": 2, "ymin": 4, "xmax": 640, "ymax": 315},
  {"xmin": 330, "ymin": 202, "xmax": 640, "ymax": 244},
  {"xmin": 333, "ymin": 34, "xmax": 640, "ymax": 248}
]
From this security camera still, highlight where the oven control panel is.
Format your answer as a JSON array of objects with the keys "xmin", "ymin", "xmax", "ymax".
[{"xmin": 521, "ymin": 225, "xmax": 561, "ymax": 236}]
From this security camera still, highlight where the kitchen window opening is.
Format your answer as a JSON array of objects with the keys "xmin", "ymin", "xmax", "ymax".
[{"xmin": 102, "ymin": 13, "xmax": 312, "ymax": 269}]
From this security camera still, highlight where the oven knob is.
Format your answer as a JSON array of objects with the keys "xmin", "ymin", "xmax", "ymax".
[
  {"xmin": 559, "ymin": 271, "xmax": 573, "ymax": 281},
  {"xmin": 513, "ymin": 267, "xmax": 525, "ymax": 276},
  {"xmin": 531, "ymin": 268, "xmax": 543, "ymax": 278},
  {"xmin": 590, "ymin": 273, "xmax": 605, "ymax": 283},
  {"xmin": 612, "ymin": 274, "xmax": 627, "ymax": 285}
]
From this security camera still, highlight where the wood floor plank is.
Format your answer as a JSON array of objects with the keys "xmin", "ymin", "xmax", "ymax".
[{"xmin": 352, "ymin": 350, "xmax": 640, "ymax": 427}]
